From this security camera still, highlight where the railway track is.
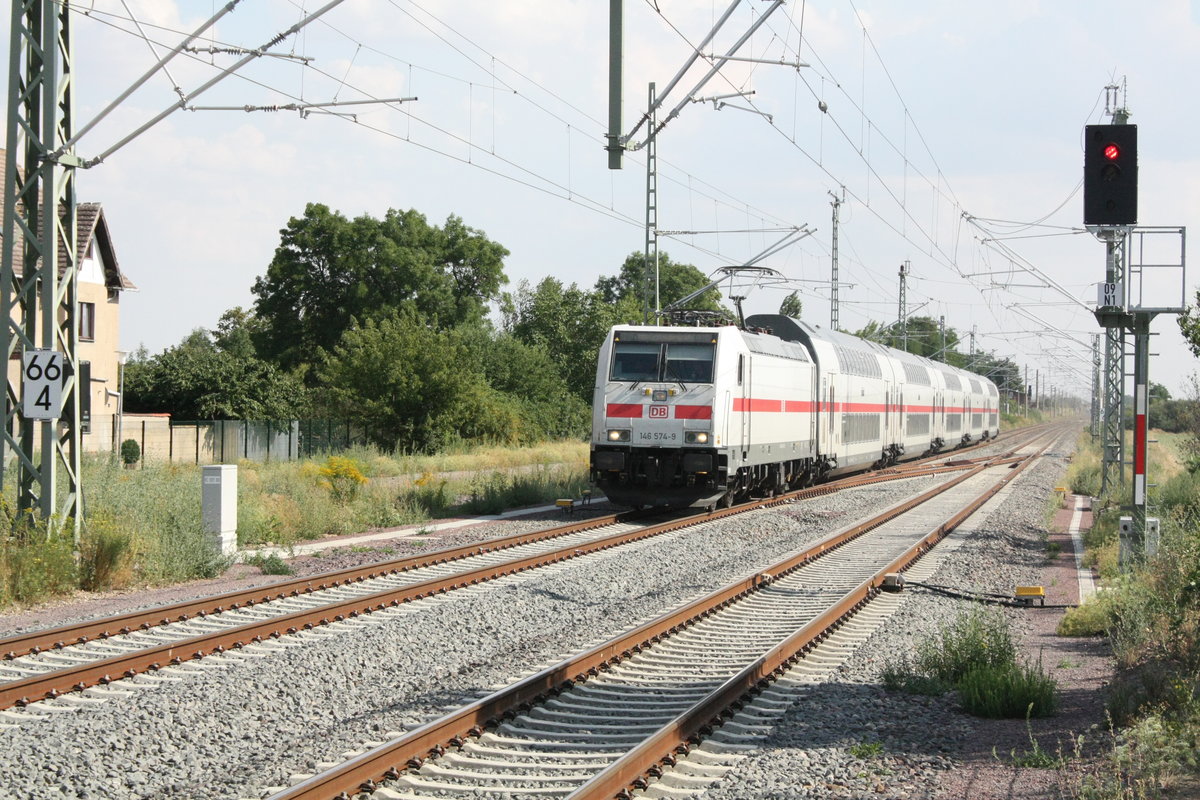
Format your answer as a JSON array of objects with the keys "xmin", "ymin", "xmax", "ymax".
[
  {"xmin": 263, "ymin": 427, "xmax": 1059, "ymax": 800},
  {"xmin": 0, "ymin": 423, "xmax": 1056, "ymax": 714}
]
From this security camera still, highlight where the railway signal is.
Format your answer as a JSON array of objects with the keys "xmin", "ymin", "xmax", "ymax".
[{"xmin": 1084, "ymin": 123, "xmax": 1138, "ymax": 226}]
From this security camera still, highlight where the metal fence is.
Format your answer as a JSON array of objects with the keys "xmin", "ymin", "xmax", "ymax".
[{"xmin": 118, "ymin": 417, "xmax": 372, "ymax": 464}]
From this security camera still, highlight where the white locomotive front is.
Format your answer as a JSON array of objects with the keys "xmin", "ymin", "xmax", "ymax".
[{"xmin": 590, "ymin": 325, "xmax": 819, "ymax": 508}]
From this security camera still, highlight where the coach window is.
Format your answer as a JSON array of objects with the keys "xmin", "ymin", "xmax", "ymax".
[
  {"xmin": 665, "ymin": 343, "xmax": 715, "ymax": 383},
  {"xmin": 611, "ymin": 342, "xmax": 660, "ymax": 382}
]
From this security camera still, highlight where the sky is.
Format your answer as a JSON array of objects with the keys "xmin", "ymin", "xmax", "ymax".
[{"xmin": 6, "ymin": 0, "xmax": 1199, "ymax": 399}]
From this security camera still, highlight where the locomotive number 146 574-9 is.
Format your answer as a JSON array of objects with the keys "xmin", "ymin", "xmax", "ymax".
[{"xmin": 638, "ymin": 432, "xmax": 677, "ymax": 442}]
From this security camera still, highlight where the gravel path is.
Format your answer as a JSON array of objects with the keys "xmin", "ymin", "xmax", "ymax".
[{"xmin": 0, "ymin": 429, "xmax": 1098, "ymax": 800}]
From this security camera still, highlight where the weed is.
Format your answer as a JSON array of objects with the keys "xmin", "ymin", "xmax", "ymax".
[
  {"xmin": 848, "ymin": 739, "xmax": 884, "ymax": 759},
  {"xmin": 1001, "ymin": 716, "xmax": 1066, "ymax": 769},
  {"xmin": 958, "ymin": 661, "xmax": 1058, "ymax": 719},
  {"xmin": 78, "ymin": 514, "xmax": 135, "ymax": 591},
  {"xmin": 244, "ymin": 552, "xmax": 294, "ymax": 576},
  {"xmin": 0, "ymin": 442, "xmax": 591, "ymax": 612},
  {"xmin": 915, "ymin": 605, "xmax": 1017, "ymax": 685},
  {"xmin": 317, "ymin": 456, "xmax": 368, "ymax": 503},
  {"xmin": 881, "ymin": 660, "xmax": 949, "ymax": 696},
  {"xmin": 882, "ymin": 606, "xmax": 1058, "ymax": 720},
  {"xmin": 0, "ymin": 528, "xmax": 77, "ymax": 606}
]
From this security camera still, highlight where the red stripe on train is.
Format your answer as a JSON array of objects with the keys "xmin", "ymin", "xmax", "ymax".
[
  {"xmin": 732, "ymin": 398, "xmax": 782, "ymax": 412},
  {"xmin": 606, "ymin": 403, "xmax": 643, "ymax": 418},
  {"xmin": 674, "ymin": 405, "xmax": 713, "ymax": 419}
]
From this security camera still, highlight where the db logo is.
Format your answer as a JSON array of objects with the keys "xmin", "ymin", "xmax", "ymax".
[{"xmin": 649, "ymin": 405, "xmax": 669, "ymax": 418}]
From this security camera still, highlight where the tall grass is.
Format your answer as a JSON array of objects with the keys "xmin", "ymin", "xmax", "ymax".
[
  {"xmin": 0, "ymin": 440, "xmax": 591, "ymax": 611},
  {"xmin": 1062, "ymin": 416, "xmax": 1200, "ymax": 795}
]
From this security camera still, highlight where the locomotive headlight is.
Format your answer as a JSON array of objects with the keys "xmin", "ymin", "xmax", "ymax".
[
  {"xmin": 685, "ymin": 431, "xmax": 709, "ymax": 444},
  {"xmin": 606, "ymin": 429, "xmax": 631, "ymax": 442}
]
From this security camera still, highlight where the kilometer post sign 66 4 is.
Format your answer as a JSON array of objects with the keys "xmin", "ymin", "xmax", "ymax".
[{"xmin": 22, "ymin": 349, "xmax": 65, "ymax": 420}]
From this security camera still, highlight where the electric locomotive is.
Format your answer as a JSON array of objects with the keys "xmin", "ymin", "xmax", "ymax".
[{"xmin": 589, "ymin": 314, "xmax": 1000, "ymax": 509}]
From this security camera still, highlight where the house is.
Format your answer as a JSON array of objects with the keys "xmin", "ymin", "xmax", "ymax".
[{"xmin": 1, "ymin": 148, "xmax": 137, "ymax": 453}]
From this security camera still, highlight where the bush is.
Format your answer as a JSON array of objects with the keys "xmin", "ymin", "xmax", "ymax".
[
  {"xmin": 957, "ymin": 660, "xmax": 1058, "ymax": 718},
  {"xmin": 244, "ymin": 552, "xmax": 293, "ymax": 576},
  {"xmin": 0, "ymin": 529, "xmax": 78, "ymax": 606},
  {"xmin": 120, "ymin": 438, "xmax": 140, "ymax": 466},
  {"xmin": 1158, "ymin": 469, "xmax": 1200, "ymax": 518},
  {"xmin": 915, "ymin": 606, "xmax": 1017, "ymax": 685},
  {"xmin": 1057, "ymin": 596, "xmax": 1112, "ymax": 637},
  {"xmin": 883, "ymin": 606, "xmax": 1059, "ymax": 719}
]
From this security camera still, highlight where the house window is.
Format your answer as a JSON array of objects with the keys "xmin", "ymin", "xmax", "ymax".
[{"xmin": 80, "ymin": 302, "xmax": 96, "ymax": 341}]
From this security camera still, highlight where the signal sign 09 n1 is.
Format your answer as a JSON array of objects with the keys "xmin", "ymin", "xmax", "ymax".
[{"xmin": 1084, "ymin": 123, "xmax": 1137, "ymax": 226}]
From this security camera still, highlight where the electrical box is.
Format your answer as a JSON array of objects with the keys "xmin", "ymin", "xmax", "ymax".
[
  {"xmin": 1119, "ymin": 516, "xmax": 1134, "ymax": 565},
  {"xmin": 202, "ymin": 464, "xmax": 238, "ymax": 555}
]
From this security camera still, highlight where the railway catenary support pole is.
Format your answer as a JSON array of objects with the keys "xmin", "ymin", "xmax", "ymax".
[
  {"xmin": 642, "ymin": 82, "xmax": 658, "ymax": 324},
  {"xmin": 830, "ymin": 189, "xmax": 843, "ymax": 330},
  {"xmin": 2, "ymin": 0, "xmax": 84, "ymax": 537},
  {"xmin": 606, "ymin": 0, "xmax": 623, "ymax": 170},
  {"xmin": 898, "ymin": 260, "xmax": 909, "ymax": 351}
]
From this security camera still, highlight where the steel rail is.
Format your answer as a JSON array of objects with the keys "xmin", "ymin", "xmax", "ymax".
[
  {"xmin": 569, "ymin": 435, "xmax": 1049, "ymax": 800},
  {"xmin": 0, "ymin": 453, "xmax": 998, "ymax": 663},
  {"xmin": 0, "ymin": 424, "xmax": 1060, "ymax": 709},
  {"xmin": 266, "ymin": 446, "xmax": 1043, "ymax": 800},
  {"xmin": 0, "ymin": 456, "xmax": 979, "ymax": 711},
  {"xmin": 0, "ymin": 421, "xmax": 1050, "ymax": 663},
  {"xmin": 0, "ymin": 510, "xmax": 639, "ymax": 660}
]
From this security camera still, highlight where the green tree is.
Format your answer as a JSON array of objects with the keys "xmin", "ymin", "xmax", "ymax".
[
  {"xmin": 123, "ymin": 328, "xmax": 309, "ymax": 420},
  {"xmin": 855, "ymin": 316, "xmax": 959, "ymax": 360},
  {"xmin": 316, "ymin": 310, "xmax": 479, "ymax": 451},
  {"xmin": 502, "ymin": 277, "xmax": 636, "ymax": 401},
  {"xmin": 252, "ymin": 204, "xmax": 508, "ymax": 372},
  {"xmin": 456, "ymin": 325, "xmax": 590, "ymax": 440},
  {"xmin": 1180, "ymin": 288, "xmax": 1200, "ymax": 358},
  {"xmin": 212, "ymin": 307, "xmax": 262, "ymax": 361},
  {"xmin": 595, "ymin": 251, "xmax": 725, "ymax": 313},
  {"xmin": 779, "ymin": 291, "xmax": 803, "ymax": 318}
]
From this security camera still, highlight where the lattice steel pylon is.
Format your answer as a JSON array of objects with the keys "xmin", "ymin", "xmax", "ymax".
[
  {"xmin": 1, "ymin": 0, "xmax": 83, "ymax": 534},
  {"xmin": 642, "ymin": 82, "xmax": 658, "ymax": 324},
  {"xmin": 1099, "ymin": 232, "xmax": 1126, "ymax": 497}
]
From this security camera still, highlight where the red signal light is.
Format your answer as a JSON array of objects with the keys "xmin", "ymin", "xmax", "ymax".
[{"xmin": 1103, "ymin": 143, "xmax": 1120, "ymax": 160}]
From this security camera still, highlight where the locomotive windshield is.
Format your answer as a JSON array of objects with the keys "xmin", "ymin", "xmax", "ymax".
[{"xmin": 611, "ymin": 339, "xmax": 715, "ymax": 383}]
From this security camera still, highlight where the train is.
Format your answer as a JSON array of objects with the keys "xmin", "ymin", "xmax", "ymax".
[{"xmin": 589, "ymin": 313, "xmax": 1000, "ymax": 509}]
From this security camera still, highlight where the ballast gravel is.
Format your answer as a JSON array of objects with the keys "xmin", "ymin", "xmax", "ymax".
[
  {"xmin": 699, "ymin": 427, "xmax": 1087, "ymax": 800},
  {"xmin": 0, "ymin": 433, "xmax": 1071, "ymax": 800}
]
